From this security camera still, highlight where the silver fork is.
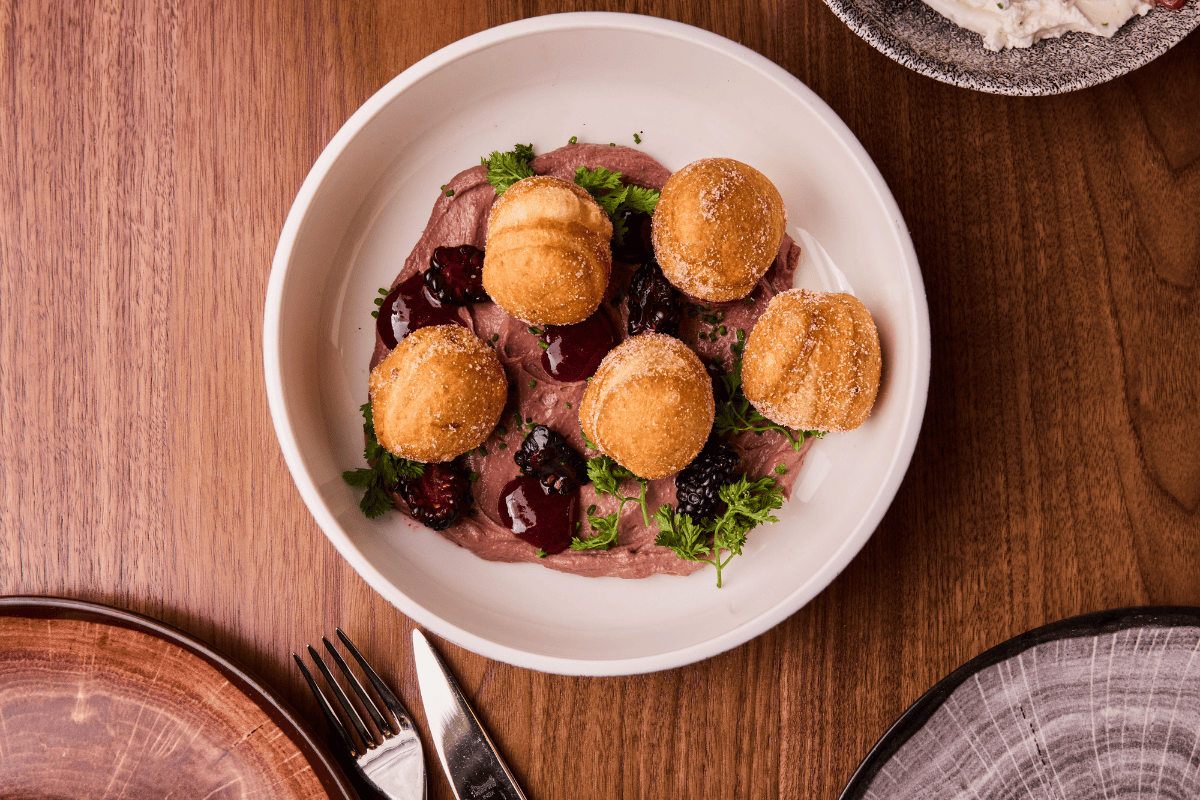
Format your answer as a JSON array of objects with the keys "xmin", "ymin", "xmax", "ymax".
[{"xmin": 294, "ymin": 628, "xmax": 426, "ymax": 800}]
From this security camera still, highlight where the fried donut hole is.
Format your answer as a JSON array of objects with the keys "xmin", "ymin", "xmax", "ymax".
[
  {"xmin": 741, "ymin": 289, "xmax": 881, "ymax": 433},
  {"xmin": 651, "ymin": 157, "xmax": 786, "ymax": 302},
  {"xmin": 580, "ymin": 334, "xmax": 715, "ymax": 480},
  {"xmin": 483, "ymin": 175, "xmax": 613, "ymax": 325},
  {"xmin": 369, "ymin": 325, "xmax": 507, "ymax": 463}
]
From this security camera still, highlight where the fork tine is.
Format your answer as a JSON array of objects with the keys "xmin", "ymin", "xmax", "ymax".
[
  {"xmin": 322, "ymin": 635, "xmax": 396, "ymax": 738},
  {"xmin": 294, "ymin": 653, "xmax": 361, "ymax": 758},
  {"xmin": 336, "ymin": 628, "xmax": 414, "ymax": 726},
  {"xmin": 307, "ymin": 644, "xmax": 377, "ymax": 750}
]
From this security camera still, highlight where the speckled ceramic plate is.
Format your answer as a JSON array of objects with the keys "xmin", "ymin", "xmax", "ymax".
[
  {"xmin": 823, "ymin": 0, "xmax": 1200, "ymax": 95},
  {"xmin": 841, "ymin": 607, "xmax": 1200, "ymax": 799}
]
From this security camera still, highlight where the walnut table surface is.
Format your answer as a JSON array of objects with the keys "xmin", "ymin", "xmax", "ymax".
[{"xmin": 1, "ymin": 2, "xmax": 1198, "ymax": 799}]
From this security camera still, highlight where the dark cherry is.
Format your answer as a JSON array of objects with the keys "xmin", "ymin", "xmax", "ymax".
[
  {"xmin": 375, "ymin": 272, "xmax": 462, "ymax": 350},
  {"xmin": 395, "ymin": 458, "xmax": 472, "ymax": 532},
  {"xmin": 497, "ymin": 475, "xmax": 577, "ymax": 554},
  {"xmin": 540, "ymin": 312, "xmax": 615, "ymax": 383},
  {"xmin": 423, "ymin": 245, "xmax": 488, "ymax": 305},
  {"xmin": 626, "ymin": 260, "xmax": 683, "ymax": 337},
  {"xmin": 612, "ymin": 210, "xmax": 654, "ymax": 263}
]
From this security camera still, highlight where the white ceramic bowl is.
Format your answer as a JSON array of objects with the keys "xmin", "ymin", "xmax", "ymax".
[{"xmin": 265, "ymin": 12, "xmax": 930, "ymax": 675}]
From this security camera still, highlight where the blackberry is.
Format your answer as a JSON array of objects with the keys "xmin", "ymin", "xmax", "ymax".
[
  {"xmin": 675, "ymin": 438, "xmax": 741, "ymax": 521},
  {"xmin": 423, "ymin": 245, "xmax": 487, "ymax": 305},
  {"xmin": 627, "ymin": 260, "xmax": 683, "ymax": 337},
  {"xmin": 395, "ymin": 457, "xmax": 472, "ymax": 531},
  {"xmin": 514, "ymin": 425, "xmax": 589, "ymax": 495}
]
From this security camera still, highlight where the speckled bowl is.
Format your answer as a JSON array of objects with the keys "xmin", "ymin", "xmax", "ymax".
[{"xmin": 823, "ymin": 0, "xmax": 1200, "ymax": 95}]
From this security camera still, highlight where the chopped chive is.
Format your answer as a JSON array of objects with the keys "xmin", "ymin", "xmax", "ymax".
[
  {"xmin": 587, "ymin": 504, "xmax": 597, "ymax": 515},
  {"xmin": 374, "ymin": 297, "xmax": 384, "ymax": 306},
  {"xmin": 525, "ymin": 416, "xmax": 533, "ymax": 423},
  {"xmin": 737, "ymin": 329, "xmax": 746, "ymax": 340},
  {"xmin": 565, "ymin": 402, "xmax": 571, "ymax": 409},
  {"xmin": 719, "ymin": 325, "xmax": 727, "ymax": 335},
  {"xmin": 440, "ymin": 184, "xmax": 446, "ymax": 190},
  {"xmin": 569, "ymin": 135, "xmax": 578, "ymax": 144},
  {"xmin": 378, "ymin": 287, "xmax": 389, "ymax": 295},
  {"xmin": 633, "ymin": 133, "xmax": 642, "ymax": 144},
  {"xmin": 497, "ymin": 425, "xmax": 506, "ymax": 435},
  {"xmin": 445, "ymin": 189, "xmax": 454, "ymax": 196},
  {"xmin": 505, "ymin": 346, "xmax": 512, "ymax": 356},
  {"xmin": 469, "ymin": 472, "xmax": 480, "ymax": 482},
  {"xmin": 529, "ymin": 379, "xmax": 537, "ymax": 388},
  {"xmin": 528, "ymin": 326, "xmax": 543, "ymax": 335},
  {"xmin": 497, "ymin": 442, "xmax": 507, "ymax": 450},
  {"xmin": 371, "ymin": 311, "xmax": 378, "ymax": 318},
  {"xmin": 477, "ymin": 445, "xmax": 487, "ymax": 456},
  {"xmin": 537, "ymin": 341, "xmax": 549, "ymax": 350},
  {"xmin": 491, "ymin": 333, "xmax": 499, "ymax": 342},
  {"xmin": 775, "ymin": 464, "xmax": 787, "ymax": 475},
  {"xmin": 537, "ymin": 549, "xmax": 547, "ymax": 558}
]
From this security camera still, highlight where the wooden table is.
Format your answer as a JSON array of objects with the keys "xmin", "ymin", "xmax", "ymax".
[{"xmin": 2, "ymin": 2, "xmax": 1198, "ymax": 798}]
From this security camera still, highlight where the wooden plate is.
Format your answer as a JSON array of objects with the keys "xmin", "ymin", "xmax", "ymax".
[
  {"xmin": 0, "ymin": 596, "xmax": 356, "ymax": 799},
  {"xmin": 840, "ymin": 606, "xmax": 1200, "ymax": 799}
]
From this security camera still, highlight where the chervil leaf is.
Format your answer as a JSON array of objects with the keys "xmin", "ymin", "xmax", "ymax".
[
  {"xmin": 343, "ymin": 401, "xmax": 425, "ymax": 519},
  {"xmin": 571, "ymin": 511, "xmax": 622, "ymax": 551},
  {"xmin": 586, "ymin": 455, "xmax": 636, "ymax": 498},
  {"xmin": 621, "ymin": 185, "xmax": 660, "ymax": 214},
  {"xmin": 652, "ymin": 473, "xmax": 785, "ymax": 587},
  {"xmin": 573, "ymin": 166, "xmax": 661, "ymax": 243},
  {"xmin": 652, "ymin": 506, "xmax": 711, "ymax": 561},
  {"xmin": 483, "ymin": 144, "xmax": 536, "ymax": 195},
  {"xmin": 573, "ymin": 165, "xmax": 624, "ymax": 194}
]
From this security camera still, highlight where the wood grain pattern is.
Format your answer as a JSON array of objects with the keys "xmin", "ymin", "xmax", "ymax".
[{"xmin": 0, "ymin": 1, "xmax": 1197, "ymax": 798}]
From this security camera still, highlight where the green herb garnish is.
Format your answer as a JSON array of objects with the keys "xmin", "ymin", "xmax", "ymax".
[
  {"xmin": 569, "ymin": 455, "xmax": 650, "ymax": 551},
  {"xmin": 482, "ymin": 143, "xmax": 535, "ymax": 195},
  {"xmin": 652, "ymin": 475, "xmax": 785, "ymax": 587},
  {"xmin": 342, "ymin": 402, "xmax": 425, "ymax": 518},
  {"xmin": 572, "ymin": 165, "xmax": 661, "ymax": 244}
]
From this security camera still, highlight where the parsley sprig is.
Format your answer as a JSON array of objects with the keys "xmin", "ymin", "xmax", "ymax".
[
  {"xmin": 573, "ymin": 165, "xmax": 659, "ymax": 244},
  {"xmin": 569, "ymin": 455, "xmax": 650, "ymax": 551},
  {"xmin": 714, "ymin": 345, "xmax": 824, "ymax": 452},
  {"xmin": 652, "ymin": 475, "xmax": 785, "ymax": 587},
  {"xmin": 482, "ymin": 144, "xmax": 535, "ymax": 195},
  {"xmin": 342, "ymin": 402, "xmax": 424, "ymax": 519}
]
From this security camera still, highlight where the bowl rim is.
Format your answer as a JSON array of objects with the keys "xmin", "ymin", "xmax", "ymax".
[{"xmin": 264, "ymin": 11, "xmax": 931, "ymax": 675}]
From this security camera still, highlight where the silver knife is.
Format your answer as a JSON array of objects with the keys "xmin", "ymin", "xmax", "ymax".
[{"xmin": 412, "ymin": 629, "xmax": 529, "ymax": 800}]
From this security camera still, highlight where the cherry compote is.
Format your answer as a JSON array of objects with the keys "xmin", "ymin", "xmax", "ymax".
[
  {"xmin": 375, "ymin": 272, "xmax": 463, "ymax": 350},
  {"xmin": 540, "ymin": 312, "xmax": 614, "ymax": 383},
  {"xmin": 497, "ymin": 475, "xmax": 577, "ymax": 554}
]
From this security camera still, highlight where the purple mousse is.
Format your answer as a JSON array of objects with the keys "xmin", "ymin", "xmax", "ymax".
[{"xmin": 368, "ymin": 143, "xmax": 808, "ymax": 580}]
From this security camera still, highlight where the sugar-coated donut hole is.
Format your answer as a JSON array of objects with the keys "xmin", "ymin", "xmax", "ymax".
[
  {"xmin": 651, "ymin": 158, "xmax": 786, "ymax": 302},
  {"xmin": 741, "ymin": 289, "xmax": 881, "ymax": 433},
  {"xmin": 580, "ymin": 334, "xmax": 715, "ymax": 480},
  {"xmin": 483, "ymin": 175, "xmax": 613, "ymax": 325},
  {"xmin": 369, "ymin": 325, "xmax": 507, "ymax": 462}
]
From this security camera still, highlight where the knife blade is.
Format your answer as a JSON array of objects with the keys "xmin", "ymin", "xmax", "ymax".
[{"xmin": 412, "ymin": 629, "xmax": 528, "ymax": 800}]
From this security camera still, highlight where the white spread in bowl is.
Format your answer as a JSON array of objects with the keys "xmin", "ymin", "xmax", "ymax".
[{"xmin": 922, "ymin": 0, "xmax": 1152, "ymax": 49}]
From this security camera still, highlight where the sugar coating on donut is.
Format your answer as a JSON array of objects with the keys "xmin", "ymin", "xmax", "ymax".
[
  {"xmin": 741, "ymin": 289, "xmax": 881, "ymax": 433},
  {"xmin": 651, "ymin": 158, "xmax": 786, "ymax": 302},
  {"xmin": 580, "ymin": 334, "xmax": 715, "ymax": 480},
  {"xmin": 483, "ymin": 175, "xmax": 613, "ymax": 325},
  {"xmin": 369, "ymin": 325, "xmax": 507, "ymax": 462}
]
